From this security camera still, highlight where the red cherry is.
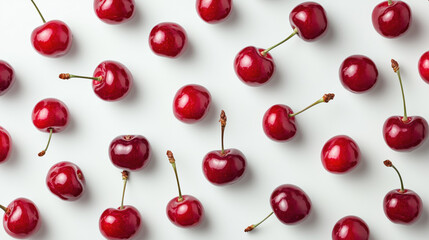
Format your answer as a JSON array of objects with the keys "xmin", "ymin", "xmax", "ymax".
[
  {"xmin": 332, "ymin": 216, "xmax": 370, "ymax": 240},
  {"xmin": 234, "ymin": 46, "xmax": 275, "ymax": 86},
  {"xmin": 196, "ymin": 0, "xmax": 232, "ymax": 23},
  {"xmin": 383, "ymin": 60, "xmax": 428, "ymax": 151},
  {"xmin": 59, "ymin": 60, "xmax": 133, "ymax": 101},
  {"xmin": 418, "ymin": 51, "xmax": 429, "ymax": 84},
  {"xmin": 32, "ymin": 98, "xmax": 70, "ymax": 157},
  {"xmin": 166, "ymin": 151, "xmax": 204, "ymax": 227},
  {"xmin": 339, "ymin": 55, "xmax": 378, "ymax": 93},
  {"xmin": 46, "ymin": 161, "xmax": 85, "ymax": 201},
  {"xmin": 109, "ymin": 135, "xmax": 151, "ymax": 171},
  {"xmin": 94, "ymin": 0, "xmax": 135, "ymax": 24},
  {"xmin": 173, "ymin": 84, "xmax": 211, "ymax": 123},
  {"xmin": 289, "ymin": 2, "xmax": 328, "ymax": 41},
  {"xmin": 383, "ymin": 160, "xmax": 422, "ymax": 224},
  {"xmin": 0, "ymin": 127, "xmax": 12, "ymax": 164},
  {"xmin": 321, "ymin": 135, "xmax": 361, "ymax": 174},
  {"xmin": 149, "ymin": 22, "xmax": 188, "ymax": 58},
  {"xmin": 1, "ymin": 198, "xmax": 40, "ymax": 238},
  {"xmin": 0, "ymin": 60, "xmax": 15, "ymax": 96},
  {"xmin": 263, "ymin": 93, "xmax": 334, "ymax": 142},
  {"xmin": 372, "ymin": 1, "xmax": 411, "ymax": 38},
  {"xmin": 203, "ymin": 111, "xmax": 246, "ymax": 185}
]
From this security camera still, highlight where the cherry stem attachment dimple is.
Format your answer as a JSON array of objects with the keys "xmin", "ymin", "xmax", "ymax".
[
  {"xmin": 59, "ymin": 73, "xmax": 102, "ymax": 82},
  {"xmin": 384, "ymin": 160, "xmax": 405, "ymax": 192},
  {"xmin": 391, "ymin": 59, "xmax": 408, "ymax": 122},
  {"xmin": 220, "ymin": 110, "xmax": 227, "ymax": 154},
  {"xmin": 167, "ymin": 150, "xmax": 183, "ymax": 202},
  {"xmin": 120, "ymin": 171, "xmax": 129, "ymax": 209},
  {"xmin": 289, "ymin": 93, "xmax": 335, "ymax": 118},
  {"xmin": 30, "ymin": 0, "xmax": 46, "ymax": 24},
  {"xmin": 245, "ymin": 212, "xmax": 274, "ymax": 232},
  {"xmin": 261, "ymin": 28, "xmax": 299, "ymax": 56},
  {"xmin": 38, "ymin": 128, "xmax": 53, "ymax": 157},
  {"xmin": 0, "ymin": 204, "xmax": 7, "ymax": 212}
]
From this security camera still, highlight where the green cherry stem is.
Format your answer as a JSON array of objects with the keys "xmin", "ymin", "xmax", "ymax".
[
  {"xmin": 167, "ymin": 150, "xmax": 183, "ymax": 202},
  {"xmin": 261, "ymin": 28, "xmax": 299, "ymax": 56},
  {"xmin": 220, "ymin": 110, "xmax": 227, "ymax": 154},
  {"xmin": 244, "ymin": 212, "xmax": 274, "ymax": 232},
  {"xmin": 30, "ymin": 0, "xmax": 46, "ymax": 24},
  {"xmin": 289, "ymin": 93, "xmax": 335, "ymax": 118},
  {"xmin": 120, "ymin": 171, "xmax": 129, "ymax": 209},
  {"xmin": 0, "ymin": 204, "xmax": 7, "ymax": 212},
  {"xmin": 388, "ymin": 0, "xmax": 393, "ymax": 5},
  {"xmin": 59, "ymin": 73, "xmax": 102, "ymax": 82},
  {"xmin": 38, "ymin": 128, "xmax": 53, "ymax": 157},
  {"xmin": 391, "ymin": 59, "xmax": 408, "ymax": 122},
  {"xmin": 384, "ymin": 160, "xmax": 405, "ymax": 192}
]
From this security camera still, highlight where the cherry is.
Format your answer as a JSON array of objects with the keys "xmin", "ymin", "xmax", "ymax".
[
  {"xmin": 332, "ymin": 216, "xmax": 369, "ymax": 240},
  {"xmin": 234, "ymin": 47, "xmax": 274, "ymax": 86},
  {"xmin": 290, "ymin": 2, "xmax": 328, "ymax": 41},
  {"xmin": 339, "ymin": 55, "xmax": 378, "ymax": 93},
  {"xmin": 99, "ymin": 171, "xmax": 142, "ymax": 239},
  {"xmin": 109, "ymin": 135, "xmax": 151, "ymax": 171},
  {"xmin": 372, "ymin": 0, "xmax": 411, "ymax": 38},
  {"xmin": 166, "ymin": 151, "xmax": 204, "ymax": 227},
  {"xmin": 149, "ymin": 22, "xmax": 187, "ymax": 58},
  {"xmin": 263, "ymin": 93, "xmax": 334, "ymax": 142},
  {"xmin": 94, "ymin": 0, "xmax": 135, "ymax": 24},
  {"xmin": 173, "ymin": 84, "xmax": 211, "ymax": 123},
  {"xmin": 418, "ymin": 51, "xmax": 429, "ymax": 84},
  {"xmin": 202, "ymin": 110, "xmax": 246, "ymax": 185},
  {"xmin": 46, "ymin": 161, "xmax": 85, "ymax": 201},
  {"xmin": 383, "ymin": 160, "xmax": 422, "ymax": 224},
  {"xmin": 321, "ymin": 135, "xmax": 361, "ymax": 174},
  {"xmin": 1, "ymin": 198, "xmax": 40, "ymax": 238},
  {"xmin": 0, "ymin": 127, "xmax": 12, "ymax": 164},
  {"xmin": 196, "ymin": 0, "xmax": 232, "ymax": 23},
  {"xmin": 383, "ymin": 60, "xmax": 428, "ymax": 151},
  {"xmin": 30, "ymin": 0, "xmax": 72, "ymax": 57},
  {"xmin": 32, "ymin": 98, "xmax": 69, "ymax": 157},
  {"xmin": 245, "ymin": 184, "xmax": 311, "ymax": 232},
  {"xmin": 59, "ymin": 60, "xmax": 133, "ymax": 101},
  {"xmin": 0, "ymin": 60, "xmax": 15, "ymax": 96}
]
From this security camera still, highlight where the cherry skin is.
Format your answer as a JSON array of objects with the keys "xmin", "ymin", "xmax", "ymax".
[
  {"xmin": 173, "ymin": 84, "xmax": 211, "ymax": 123},
  {"xmin": 109, "ymin": 135, "xmax": 151, "ymax": 171},
  {"xmin": 383, "ymin": 116, "xmax": 428, "ymax": 151},
  {"xmin": 46, "ymin": 161, "xmax": 85, "ymax": 201},
  {"xmin": 166, "ymin": 195, "xmax": 204, "ymax": 227},
  {"xmin": 31, "ymin": 20, "xmax": 72, "ymax": 57},
  {"xmin": 332, "ymin": 216, "xmax": 369, "ymax": 240},
  {"xmin": 1, "ymin": 198, "xmax": 41, "ymax": 238},
  {"xmin": 418, "ymin": 51, "xmax": 429, "ymax": 84},
  {"xmin": 263, "ymin": 105, "xmax": 296, "ymax": 142},
  {"xmin": 32, "ymin": 98, "xmax": 69, "ymax": 133},
  {"xmin": 149, "ymin": 23, "xmax": 187, "ymax": 58},
  {"xmin": 339, "ymin": 55, "xmax": 378, "ymax": 93},
  {"xmin": 372, "ymin": 1, "xmax": 411, "ymax": 38},
  {"xmin": 0, "ymin": 127, "xmax": 12, "ymax": 164},
  {"xmin": 94, "ymin": 0, "xmax": 135, "ymax": 24},
  {"xmin": 0, "ymin": 60, "xmax": 15, "ymax": 96},
  {"xmin": 270, "ymin": 184, "xmax": 311, "ymax": 224},
  {"xmin": 196, "ymin": 0, "xmax": 232, "ymax": 23},
  {"xmin": 93, "ymin": 61, "xmax": 133, "ymax": 101},
  {"xmin": 290, "ymin": 2, "xmax": 328, "ymax": 41},
  {"xmin": 234, "ymin": 46, "xmax": 275, "ymax": 86},
  {"xmin": 321, "ymin": 135, "xmax": 361, "ymax": 174},
  {"xmin": 99, "ymin": 206, "xmax": 141, "ymax": 239}
]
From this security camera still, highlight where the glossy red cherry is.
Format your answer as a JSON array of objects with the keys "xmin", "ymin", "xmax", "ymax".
[
  {"xmin": 30, "ymin": 0, "xmax": 72, "ymax": 57},
  {"xmin": 149, "ymin": 22, "xmax": 188, "ymax": 58},
  {"xmin": 290, "ymin": 2, "xmax": 328, "ymax": 41},
  {"xmin": 109, "ymin": 135, "xmax": 151, "ymax": 171},
  {"xmin": 321, "ymin": 135, "xmax": 361, "ymax": 174},
  {"xmin": 203, "ymin": 111, "xmax": 246, "ymax": 185},
  {"xmin": 372, "ymin": 1, "xmax": 411, "ymax": 38},
  {"xmin": 46, "ymin": 161, "xmax": 85, "ymax": 201},
  {"xmin": 1, "ymin": 198, "xmax": 40, "ymax": 238},
  {"xmin": 383, "ymin": 60, "xmax": 428, "ymax": 151},
  {"xmin": 418, "ymin": 51, "xmax": 429, "ymax": 84},
  {"xmin": 166, "ymin": 151, "xmax": 204, "ymax": 227},
  {"xmin": 196, "ymin": 0, "xmax": 232, "ymax": 23},
  {"xmin": 173, "ymin": 84, "xmax": 211, "ymax": 123},
  {"xmin": 0, "ymin": 60, "xmax": 15, "ymax": 96},
  {"xmin": 263, "ymin": 93, "xmax": 334, "ymax": 142},
  {"xmin": 32, "ymin": 98, "xmax": 70, "ymax": 157},
  {"xmin": 339, "ymin": 55, "xmax": 378, "ymax": 93},
  {"xmin": 0, "ymin": 127, "xmax": 12, "ymax": 164},
  {"xmin": 99, "ymin": 171, "xmax": 142, "ymax": 239},
  {"xmin": 59, "ymin": 60, "xmax": 133, "ymax": 101},
  {"xmin": 94, "ymin": 0, "xmax": 135, "ymax": 24},
  {"xmin": 234, "ymin": 46, "xmax": 274, "ymax": 86},
  {"xmin": 332, "ymin": 216, "xmax": 369, "ymax": 240},
  {"xmin": 383, "ymin": 160, "xmax": 422, "ymax": 224}
]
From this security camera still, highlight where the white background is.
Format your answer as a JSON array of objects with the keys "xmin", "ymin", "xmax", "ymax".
[{"xmin": 1, "ymin": 0, "xmax": 429, "ymax": 239}]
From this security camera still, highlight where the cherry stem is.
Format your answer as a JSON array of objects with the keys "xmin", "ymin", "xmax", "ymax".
[
  {"xmin": 262, "ymin": 28, "xmax": 298, "ymax": 56},
  {"xmin": 0, "ymin": 204, "xmax": 7, "ymax": 212},
  {"xmin": 384, "ymin": 160, "xmax": 405, "ymax": 192},
  {"xmin": 388, "ymin": 0, "xmax": 393, "ymax": 5},
  {"xmin": 219, "ymin": 110, "xmax": 227, "ymax": 154},
  {"xmin": 289, "ymin": 93, "xmax": 335, "ymax": 118},
  {"xmin": 245, "ymin": 212, "xmax": 274, "ymax": 232},
  {"xmin": 391, "ymin": 59, "xmax": 408, "ymax": 122},
  {"xmin": 167, "ymin": 150, "xmax": 183, "ymax": 202},
  {"xmin": 59, "ymin": 73, "xmax": 102, "ymax": 82},
  {"xmin": 120, "ymin": 171, "xmax": 129, "ymax": 209},
  {"xmin": 30, "ymin": 0, "xmax": 46, "ymax": 24},
  {"xmin": 38, "ymin": 128, "xmax": 53, "ymax": 157}
]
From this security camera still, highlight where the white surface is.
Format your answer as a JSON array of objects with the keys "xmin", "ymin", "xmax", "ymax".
[{"xmin": 1, "ymin": 0, "xmax": 429, "ymax": 239}]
